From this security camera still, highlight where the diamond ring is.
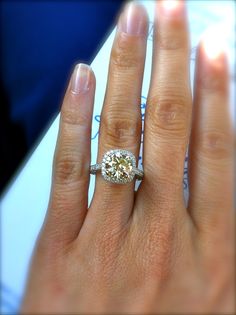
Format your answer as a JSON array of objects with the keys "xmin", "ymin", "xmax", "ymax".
[{"xmin": 90, "ymin": 149, "xmax": 144, "ymax": 184}]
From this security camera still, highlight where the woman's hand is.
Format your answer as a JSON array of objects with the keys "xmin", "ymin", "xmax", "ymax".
[{"xmin": 21, "ymin": 1, "xmax": 234, "ymax": 314}]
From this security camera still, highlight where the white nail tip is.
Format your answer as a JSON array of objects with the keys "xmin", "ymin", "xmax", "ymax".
[
  {"xmin": 202, "ymin": 27, "xmax": 226, "ymax": 60},
  {"xmin": 162, "ymin": 0, "xmax": 180, "ymax": 11}
]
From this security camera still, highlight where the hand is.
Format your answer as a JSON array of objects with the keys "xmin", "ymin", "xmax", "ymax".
[{"xmin": 21, "ymin": 1, "xmax": 234, "ymax": 314}]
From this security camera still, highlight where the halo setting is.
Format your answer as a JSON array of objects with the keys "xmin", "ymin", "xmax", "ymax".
[
  {"xmin": 90, "ymin": 149, "xmax": 143, "ymax": 184},
  {"xmin": 101, "ymin": 149, "xmax": 136, "ymax": 184}
]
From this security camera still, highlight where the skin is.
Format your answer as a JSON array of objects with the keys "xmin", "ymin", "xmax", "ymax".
[{"xmin": 21, "ymin": 1, "xmax": 235, "ymax": 314}]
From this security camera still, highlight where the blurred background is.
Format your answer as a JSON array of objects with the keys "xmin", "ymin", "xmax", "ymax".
[{"xmin": 0, "ymin": 0, "xmax": 124, "ymax": 194}]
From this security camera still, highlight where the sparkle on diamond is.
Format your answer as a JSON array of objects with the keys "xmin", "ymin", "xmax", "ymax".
[{"xmin": 104, "ymin": 152, "xmax": 133, "ymax": 181}]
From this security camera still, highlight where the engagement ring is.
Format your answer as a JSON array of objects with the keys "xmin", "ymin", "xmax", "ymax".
[{"xmin": 90, "ymin": 149, "xmax": 143, "ymax": 184}]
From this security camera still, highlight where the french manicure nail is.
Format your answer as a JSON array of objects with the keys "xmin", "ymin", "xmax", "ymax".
[
  {"xmin": 160, "ymin": 0, "xmax": 184, "ymax": 17},
  {"xmin": 202, "ymin": 27, "xmax": 226, "ymax": 60},
  {"xmin": 71, "ymin": 63, "xmax": 91, "ymax": 94},
  {"xmin": 118, "ymin": 2, "xmax": 147, "ymax": 36}
]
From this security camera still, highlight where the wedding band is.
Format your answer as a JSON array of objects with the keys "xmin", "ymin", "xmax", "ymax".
[{"xmin": 90, "ymin": 149, "xmax": 144, "ymax": 184}]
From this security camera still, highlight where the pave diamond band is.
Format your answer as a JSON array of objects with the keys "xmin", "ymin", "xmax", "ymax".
[{"xmin": 90, "ymin": 149, "xmax": 144, "ymax": 184}]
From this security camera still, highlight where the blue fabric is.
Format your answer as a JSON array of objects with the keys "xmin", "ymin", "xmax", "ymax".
[{"xmin": 1, "ymin": 1, "xmax": 123, "ymax": 146}]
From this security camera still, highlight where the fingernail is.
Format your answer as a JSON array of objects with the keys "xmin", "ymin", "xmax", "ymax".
[
  {"xmin": 202, "ymin": 27, "xmax": 226, "ymax": 60},
  {"xmin": 118, "ymin": 2, "xmax": 147, "ymax": 36},
  {"xmin": 71, "ymin": 63, "xmax": 91, "ymax": 94},
  {"xmin": 160, "ymin": 0, "xmax": 184, "ymax": 17}
]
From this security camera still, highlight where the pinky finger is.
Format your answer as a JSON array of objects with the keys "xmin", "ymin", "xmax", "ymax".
[{"xmin": 43, "ymin": 64, "xmax": 96, "ymax": 246}]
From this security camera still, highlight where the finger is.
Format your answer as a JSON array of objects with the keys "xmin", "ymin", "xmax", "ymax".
[
  {"xmin": 188, "ymin": 34, "xmax": 234, "ymax": 232},
  {"xmin": 43, "ymin": 64, "xmax": 95, "ymax": 245},
  {"xmin": 89, "ymin": 3, "xmax": 148, "ymax": 226},
  {"xmin": 141, "ymin": 1, "xmax": 191, "ymax": 211}
]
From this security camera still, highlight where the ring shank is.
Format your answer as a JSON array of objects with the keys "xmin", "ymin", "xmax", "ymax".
[{"xmin": 90, "ymin": 163, "xmax": 102, "ymax": 174}]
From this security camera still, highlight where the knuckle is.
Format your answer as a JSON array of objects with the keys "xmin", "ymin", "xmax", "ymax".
[
  {"xmin": 61, "ymin": 106, "xmax": 89, "ymax": 127},
  {"xmin": 54, "ymin": 154, "xmax": 87, "ymax": 184},
  {"xmin": 101, "ymin": 113, "xmax": 141, "ymax": 147},
  {"xmin": 111, "ymin": 34, "xmax": 141, "ymax": 70},
  {"xmin": 198, "ymin": 67, "xmax": 227, "ymax": 94},
  {"xmin": 147, "ymin": 94, "xmax": 189, "ymax": 138},
  {"xmin": 199, "ymin": 75, "xmax": 223, "ymax": 92},
  {"xmin": 199, "ymin": 130, "xmax": 233, "ymax": 161}
]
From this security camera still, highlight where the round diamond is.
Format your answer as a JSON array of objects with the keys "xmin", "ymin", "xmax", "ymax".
[{"xmin": 102, "ymin": 150, "xmax": 135, "ymax": 183}]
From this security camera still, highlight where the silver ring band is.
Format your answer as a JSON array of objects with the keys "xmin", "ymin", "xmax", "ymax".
[{"xmin": 90, "ymin": 149, "xmax": 144, "ymax": 184}]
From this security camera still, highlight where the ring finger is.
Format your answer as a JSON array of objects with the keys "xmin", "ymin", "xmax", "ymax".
[{"xmin": 89, "ymin": 3, "xmax": 148, "ymax": 226}]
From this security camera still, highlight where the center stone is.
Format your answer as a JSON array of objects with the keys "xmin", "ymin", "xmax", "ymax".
[{"xmin": 104, "ymin": 151, "xmax": 133, "ymax": 182}]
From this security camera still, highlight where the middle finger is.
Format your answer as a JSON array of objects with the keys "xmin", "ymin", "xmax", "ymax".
[{"xmin": 142, "ymin": 0, "xmax": 192, "ymax": 211}]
